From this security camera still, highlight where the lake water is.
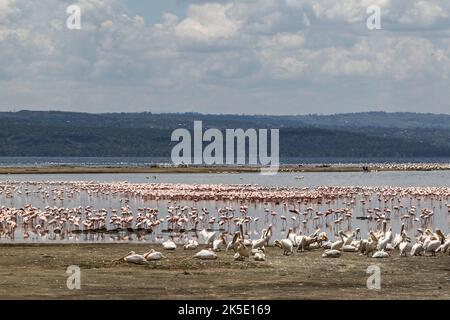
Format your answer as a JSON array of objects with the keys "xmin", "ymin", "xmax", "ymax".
[
  {"xmin": 1, "ymin": 170, "xmax": 449, "ymax": 244},
  {"xmin": 1, "ymin": 156, "xmax": 450, "ymax": 167}
]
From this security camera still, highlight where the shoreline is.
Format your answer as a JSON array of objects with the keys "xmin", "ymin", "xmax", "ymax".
[{"xmin": 0, "ymin": 164, "xmax": 449, "ymax": 174}]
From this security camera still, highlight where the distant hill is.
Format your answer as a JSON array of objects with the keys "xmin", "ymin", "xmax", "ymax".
[
  {"xmin": 0, "ymin": 110, "xmax": 449, "ymax": 158},
  {"xmin": 2, "ymin": 110, "xmax": 450, "ymax": 129}
]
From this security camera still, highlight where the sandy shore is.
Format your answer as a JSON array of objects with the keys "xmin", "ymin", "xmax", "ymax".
[
  {"xmin": 0, "ymin": 243, "xmax": 449, "ymax": 299},
  {"xmin": 0, "ymin": 164, "xmax": 449, "ymax": 174}
]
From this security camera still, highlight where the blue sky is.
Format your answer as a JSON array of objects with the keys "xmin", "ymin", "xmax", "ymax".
[
  {"xmin": 125, "ymin": 0, "xmax": 189, "ymax": 25},
  {"xmin": 1, "ymin": 0, "xmax": 450, "ymax": 115}
]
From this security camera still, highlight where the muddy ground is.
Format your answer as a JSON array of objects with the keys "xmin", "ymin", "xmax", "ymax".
[{"xmin": 0, "ymin": 243, "xmax": 449, "ymax": 299}]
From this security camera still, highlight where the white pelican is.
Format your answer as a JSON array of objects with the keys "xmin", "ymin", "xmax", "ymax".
[
  {"xmin": 253, "ymin": 249, "xmax": 266, "ymax": 261},
  {"xmin": 392, "ymin": 223, "xmax": 405, "ymax": 248},
  {"xmin": 300, "ymin": 235, "xmax": 319, "ymax": 251},
  {"xmin": 377, "ymin": 222, "xmax": 392, "ymax": 251},
  {"xmin": 343, "ymin": 228, "xmax": 360, "ymax": 246},
  {"xmin": 365, "ymin": 232, "xmax": 378, "ymax": 257},
  {"xmin": 233, "ymin": 240, "xmax": 250, "ymax": 261},
  {"xmin": 184, "ymin": 239, "xmax": 199, "ymax": 250},
  {"xmin": 436, "ymin": 239, "xmax": 450, "ymax": 254},
  {"xmin": 194, "ymin": 249, "xmax": 218, "ymax": 260},
  {"xmin": 322, "ymin": 249, "xmax": 341, "ymax": 258},
  {"xmin": 357, "ymin": 239, "xmax": 368, "ymax": 254},
  {"xmin": 251, "ymin": 247, "xmax": 265, "ymax": 255},
  {"xmin": 424, "ymin": 229, "xmax": 444, "ymax": 255},
  {"xmin": 341, "ymin": 244, "xmax": 358, "ymax": 252},
  {"xmin": 274, "ymin": 239, "xmax": 293, "ymax": 256},
  {"xmin": 226, "ymin": 232, "xmax": 240, "ymax": 253},
  {"xmin": 398, "ymin": 232, "xmax": 412, "ymax": 257},
  {"xmin": 263, "ymin": 224, "xmax": 273, "ymax": 245},
  {"xmin": 372, "ymin": 250, "xmax": 389, "ymax": 258},
  {"xmin": 330, "ymin": 230, "xmax": 346, "ymax": 250},
  {"xmin": 212, "ymin": 233, "xmax": 227, "ymax": 251},
  {"xmin": 411, "ymin": 242, "xmax": 424, "ymax": 256},
  {"xmin": 322, "ymin": 240, "xmax": 333, "ymax": 249},
  {"xmin": 120, "ymin": 251, "xmax": 147, "ymax": 264},
  {"xmin": 200, "ymin": 228, "xmax": 217, "ymax": 246},
  {"xmin": 251, "ymin": 237, "xmax": 267, "ymax": 251},
  {"xmin": 144, "ymin": 249, "xmax": 165, "ymax": 261},
  {"xmin": 162, "ymin": 239, "xmax": 177, "ymax": 250}
]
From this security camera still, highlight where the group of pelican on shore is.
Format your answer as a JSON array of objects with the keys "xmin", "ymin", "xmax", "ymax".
[
  {"xmin": 120, "ymin": 224, "xmax": 273, "ymax": 263},
  {"xmin": 272, "ymin": 220, "xmax": 450, "ymax": 259},
  {"xmin": 118, "ymin": 219, "xmax": 450, "ymax": 264}
]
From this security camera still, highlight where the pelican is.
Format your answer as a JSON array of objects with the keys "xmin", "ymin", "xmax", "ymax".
[
  {"xmin": 234, "ymin": 240, "xmax": 250, "ymax": 260},
  {"xmin": 330, "ymin": 230, "xmax": 347, "ymax": 250},
  {"xmin": 184, "ymin": 239, "xmax": 199, "ymax": 250},
  {"xmin": 251, "ymin": 246, "xmax": 265, "ymax": 255},
  {"xmin": 200, "ymin": 228, "xmax": 217, "ymax": 246},
  {"xmin": 398, "ymin": 232, "xmax": 412, "ymax": 257},
  {"xmin": 253, "ymin": 249, "xmax": 266, "ymax": 261},
  {"xmin": 298, "ymin": 235, "xmax": 318, "ymax": 251},
  {"xmin": 372, "ymin": 250, "xmax": 389, "ymax": 258},
  {"xmin": 341, "ymin": 244, "xmax": 358, "ymax": 252},
  {"xmin": 392, "ymin": 223, "xmax": 405, "ymax": 248},
  {"xmin": 263, "ymin": 224, "xmax": 273, "ymax": 245},
  {"xmin": 274, "ymin": 239, "xmax": 294, "ymax": 256},
  {"xmin": 212, "ymin": 233, "xmax": 227, "ymax": 251},
  {"xmin": 411, "ymin": 242, "xmax": 424, "ymax": 256},
  {"xmin": 162, "ymin": 239, "xmax": 177, "ymax": 250},
  {"xmin": 358, "ymin": 239, "xmax": 368, "ymax": 254},
  {"xmin": 322, "ymin": 240, "xmax": 333, "ymax": 249},
  {"xmin": 436, "ymin": 239, "xmax": 450, "ymax": 254},
  {"xmin": 377, "ymin": 221, "xmax": 392, "ymax": 251},
  {"xmin": 226, "ymin": 232, "xmax": 240, "ymax": 253},
  {"xmin": 343, "ymin": 228, "xmax": 360, "ymax": 246},
  {"xmin": 251, "ymin": 237, "xmax": 267, "ymax": 251},
  {"xmin": 365, "ymin": 232, "xmax": 378, "ymax": 257},
  {"xmin": 120, "ymin": 251, "xmax": 147, "ymax": 264},
  {"xmin": 252, "ymin": 225, "xmax": 272, "ymax": 251},
  {"xmin": 423, "ymin": 229, "xmax": 444, "ymax": 255},
  {"xmin": 194, "ymin": 249, "xmax": 218, "ymax": 260},
  {"xmin": 144, "ymin": 249, "xmax": 165, "ymax": 261},
  {"xmin": 322, "ymin": 249, "xmax": 341, "ymax": 258}
]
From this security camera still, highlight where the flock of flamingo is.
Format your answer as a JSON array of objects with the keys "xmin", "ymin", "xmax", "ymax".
[{"xmin": 0, "ymin": 180, "xmax": 449, "ymax": 263}]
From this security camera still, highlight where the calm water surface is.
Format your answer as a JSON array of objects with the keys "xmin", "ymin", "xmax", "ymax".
[{"xmin": 1, "ymin": 171, "xmax": 449, "ymax": 243}]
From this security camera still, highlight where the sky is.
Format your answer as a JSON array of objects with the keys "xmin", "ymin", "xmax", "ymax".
[{"xmin": 1, "ymin": 0, "xmax": 450, "ymax": 115}]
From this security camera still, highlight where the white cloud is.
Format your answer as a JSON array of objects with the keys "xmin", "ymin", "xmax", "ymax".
[
  {"xmin": 174, "ymin": 3, "xmax": 241, "ymax": 42},
  {"xmin": 1, "ymin": 0, "xmax": 450, "ymax": 114}
]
